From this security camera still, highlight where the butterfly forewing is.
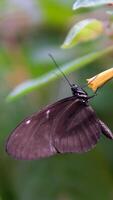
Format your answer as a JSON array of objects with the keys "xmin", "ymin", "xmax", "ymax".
[
  {"xmin": 6, "ymin": 96, "xmax": 77, "ymax": 160},
  {"xmin": 53, "ymin": 100, "xmax": 101, "ymax": 153}
]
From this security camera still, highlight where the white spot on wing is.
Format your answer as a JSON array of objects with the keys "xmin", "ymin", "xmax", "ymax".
[
  {"xmin": 46, "ymin": 110, "xmax": 50, "ymax": 119},
  {"xmin": 26, "ymin": 119, "xmax": 31, "ymax": 125}
]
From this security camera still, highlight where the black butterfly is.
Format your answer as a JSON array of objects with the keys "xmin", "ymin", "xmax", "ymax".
[
  {"xmin": 6, "ymin": 55, "xmax": 113, "ymax": 160},
  {"xmin": 6, "ymin": 82, "xmax": 113, "ymax": 160}
]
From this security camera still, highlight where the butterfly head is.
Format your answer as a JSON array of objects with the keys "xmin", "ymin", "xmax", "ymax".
[{"xmin": 71, "ymin": 84, "xmax": 88, "ymax": 101}]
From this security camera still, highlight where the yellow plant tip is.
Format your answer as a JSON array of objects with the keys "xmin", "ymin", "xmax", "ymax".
[{"xmin": 87, "ymin": 68, "xmax": 113, "ymax": 92}]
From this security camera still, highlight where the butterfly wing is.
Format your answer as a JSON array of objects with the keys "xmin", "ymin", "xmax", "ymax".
[
  {"xmin": 6, "ymin": 96, "xmax": 76, "ymax": 160},
  {"xmin": 53, "ymin": 99, "xmax": 101, "ymax": 153}
]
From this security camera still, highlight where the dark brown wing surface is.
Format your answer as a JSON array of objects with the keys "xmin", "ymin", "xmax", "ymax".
[
  {"xmin": 53, "ymin": 99, "xmax": 101, "ymax": 153},
  {"xmin": 6, "ymin": 96, "xmax": 77, "ymax": 160}
]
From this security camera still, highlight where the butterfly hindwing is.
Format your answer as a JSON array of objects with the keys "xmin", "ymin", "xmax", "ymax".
[{"xmin": 53, "ymin": 99, "xmax": 101, "ymax": 153}]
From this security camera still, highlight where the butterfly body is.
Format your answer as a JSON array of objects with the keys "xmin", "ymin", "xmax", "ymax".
[
  {"xmin": 6, "ymin": 84, "xmax": 113, "ymax": 160},
  {"xmin": 71, "ymin": 84, "xmax": 88, "ymax": 102}
]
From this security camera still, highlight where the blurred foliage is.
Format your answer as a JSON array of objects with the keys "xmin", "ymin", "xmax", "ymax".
[
  {"xmin": 0, "ymin": 0, "xmax": 113, "ymax": 200},
  {"xmin": 73, "ymin": 0, "xmax": 113, "ymax": 10},
  {"xmin": 61, "ymin": 19, "xmax": 104, "ymax": 48},
  {"xmin": 7, "ymin": 46, "xmax": 113, "ymax": 101}
]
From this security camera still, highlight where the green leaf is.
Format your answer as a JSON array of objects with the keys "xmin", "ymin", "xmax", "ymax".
[
  {"xmin": 73, "ymin": 0, "xmax": 113, "ymax": 10},
  {"xmin": 7, "ymin": 45, "xmax": 113, "ymax": 101},
  {"xmin": 61, "ymin": 19, "xmax": 103, "ymax": 49}
]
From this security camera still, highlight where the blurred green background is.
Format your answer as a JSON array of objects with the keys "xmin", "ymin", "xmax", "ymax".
[{"xmin": 1, "ymin": 0, "xmax": 113, "ymax": 200}]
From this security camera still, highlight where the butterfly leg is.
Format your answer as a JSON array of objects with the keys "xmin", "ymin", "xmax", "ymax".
[
  {"xmin": 87, "ymin": 90, "xmax": 98, "ymax": 100},
  {"xmin": 99, "ymin": 120, "xmax": 113, "ymax": 139}
]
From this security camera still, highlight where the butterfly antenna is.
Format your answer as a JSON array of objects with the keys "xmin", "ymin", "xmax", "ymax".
[{"xmin": 48, "ymin": 53, "xmax": 72, "ymax": 88}]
